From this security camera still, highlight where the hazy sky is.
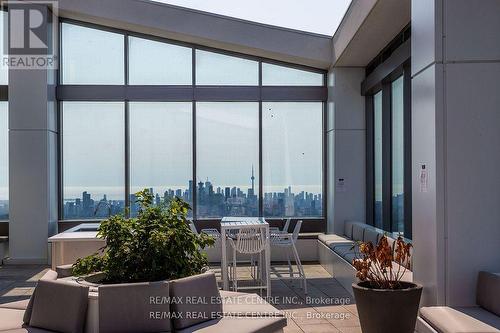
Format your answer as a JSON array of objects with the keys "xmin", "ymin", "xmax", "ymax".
[{"xmin": 153, "ymin": 0, "xmax": 352, "ymax": 36}]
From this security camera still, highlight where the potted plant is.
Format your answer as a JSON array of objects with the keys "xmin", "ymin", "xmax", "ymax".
[
  {"xmin": 351, "ymin": 235, "xmax": 422, "ymax": 333},
  {"xmin": 72, "ymin": 189, "xmax": 215, "ymax": 283}
]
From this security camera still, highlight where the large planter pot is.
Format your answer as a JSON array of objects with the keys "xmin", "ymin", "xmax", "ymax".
[{"xmin": 352, "ymin": 281, "xmax": 422, "ymax": 333}]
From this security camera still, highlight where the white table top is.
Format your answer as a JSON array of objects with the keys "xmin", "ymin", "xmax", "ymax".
[{"xmin": 220, "ymin": 217, "xmax": 268, "ymax": 226}]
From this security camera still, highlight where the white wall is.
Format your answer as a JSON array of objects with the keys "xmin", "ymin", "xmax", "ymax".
[
  {"xmin": 326, "ymin": 68, "xmax": 366, "ymax": 234},
  {"xmin": 412, "ymin": 0, "xmax": 500, "ymax": 306}
]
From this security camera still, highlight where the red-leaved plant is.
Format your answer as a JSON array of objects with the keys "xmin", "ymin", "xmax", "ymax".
[{"xmin": 352, "ymin": 235, "xmax": 412, "ymax": 289}]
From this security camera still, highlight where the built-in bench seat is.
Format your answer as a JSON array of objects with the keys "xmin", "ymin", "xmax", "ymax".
[
  {"xmin": 318, "ymin": 220, "xmax": 413, "ymax": 294},
  {"xmin": 416, "ymin": 272, "xmax": 500, "ymax": 333},
  {"xmin": 0, "ymin": 271, "xmax": 286, "ymax": 333}
]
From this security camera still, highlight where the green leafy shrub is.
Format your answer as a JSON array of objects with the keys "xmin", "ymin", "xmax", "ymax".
[{"xmin": 72, "ymin": 189, "xmax": 215, "ymax": 283}]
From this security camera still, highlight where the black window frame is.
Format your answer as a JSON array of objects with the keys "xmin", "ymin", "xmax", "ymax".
[{"xmin": 57, "ymin": 19, "xmax": 328, "ymax": 229}]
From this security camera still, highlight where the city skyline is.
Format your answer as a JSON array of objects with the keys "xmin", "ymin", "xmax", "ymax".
[{"xmin": 63, "ymin": 168, "xmax": 323, "ymax": 219}]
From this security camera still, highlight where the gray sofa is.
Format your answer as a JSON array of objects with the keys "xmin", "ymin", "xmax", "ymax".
[
  {"xmin": 0, "ymin": 271, "xmax": 286, "ymax": 333},
  {"xmin": 416, "ymin": 271, "xmax": 500, "ymax": 333},
  {"xmin": 318, "ymin": 220, "xmax": 413, "ymax": 294}
]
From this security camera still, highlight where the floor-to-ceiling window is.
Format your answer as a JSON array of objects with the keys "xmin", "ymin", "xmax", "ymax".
[
  {"xmin": 364, "ymin": 25, "xmax": 411, "ymax": 238},
  {"xmin": 391, "ymin": 76, "xmax": 405, "ymax": 233},
  {"xmin": 129, "ymin": 102, "xmax": 193, "ymax": 216},
  {"xmin": 196, "ymin": 102, "xmax": 259, "ymax": 218},
  {"xmin": 262, "ymin": 102, "xmax": 323, "ymax": 217},
  {"xmin": 58, "ymin": 21, "xmax": 326, "ymax": 224},
  {"xmin": 62, "ymin": 102, "xmax": 125, "ymax": 218}
]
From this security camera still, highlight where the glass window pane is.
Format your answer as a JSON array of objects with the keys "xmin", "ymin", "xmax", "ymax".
[
  {"xmin": 63, "ymin": 102, "xmax": 125, "ymax": 219},
  {"xmin": 195, "ymin": 50, "xmax": 258, "ymax": 85},
  {"xmin": 0, "ymin": 11, "xmax": 8, "ymax": 85},
  {"xmin": 196, "ymin": 102, "xmax": 259, "ymax": 217},
  {"xmin": 262, "ymin": 63, "xmax": 323, "ymax": 86},
  {"xmin": 0, "ymin": 102, "xmax": 8, "ymax": 219},
  {"xmin": 129, "ymin": 102, "xmax": 192, "ymax": 216},
  {"xmin": 391, "ymin": 77, "xmax": 404, "ymax": 234},
  {"xmin": 62, "ymin": 23, "xmax": 124, "ymax": 84},
  {"xmin": 263, "ymin": 102, "xmax": 323, "ymax": 217},
  {"xmin": 374, "ymin": 91, "xmax": 383, "ymax": 229},
  {"xmin": 128, "ymin": 37, "xmax": 192, "ymax": 85}
]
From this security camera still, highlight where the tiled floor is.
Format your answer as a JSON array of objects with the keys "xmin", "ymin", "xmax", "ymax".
[{"xmin": 0, "ymin": 263, "xmax": 361, "ymax": 333}]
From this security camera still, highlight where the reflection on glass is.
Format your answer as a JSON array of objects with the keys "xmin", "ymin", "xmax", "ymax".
[
  {"xmin": 391, "ymin": 77, "xmax": 404, "ymax": 234},
  {"xmin": 374, "ymin": 91, "xmax": 383, "ymax": 229},
  {"xmin": 195, "ymin": 50, "xmax": 258, "ymax": 86},
  {"xmin": 129, "ymin": 102, "xmax": 192, "ymax": 216},
  {"xmin": 128, "ymin": 37, "xmax": 192, "ymax": 85},
  {"xmin": 0, "ymin": 12, "xmax": 8, "ymax": 85},
  {"xmin": 262, "ymin": 63, "xmax": 323, "ymax": 86},
  {"xmin": 63, "ymin": 102, "xmax": 125, "ymax": 218},
  {"xmin": 62, "ymin": 23, "xmax": 124, "ymax": 84},
  {"xmin": 263, "ymin": 102, "xmax": 323, "ymax": 217},
  {"xmin": 196, "ymin": 102, "xmax": 259, "ymax": 217},
  {"xmin": 0, "ymin": 102, "xmax": 8, "ymax": 219}
]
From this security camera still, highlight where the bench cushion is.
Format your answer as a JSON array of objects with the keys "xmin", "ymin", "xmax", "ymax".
[
  {"xmin": 0, "ymin": 308, "xmax": 25, "ymax": 331},
  {"xmin": 344, "ymin": 221, "xmax": 356, "ymax": 239},
  {"xmin": 0, "ymin": 299, "xmax": 29, "ymax": 310},
  {"xmin": 23, "ymin": 270, "xmax": 58, "ymax": 324},
  {"xmin": 420, "ymin": 306, "xmax": 500, "ymax": 333},
  {"xmin": 220, "ymin": 291, "xmax": 283, "ymax": 318},
  {"xmin": 332, "ymin": 244, "xmax": 358, "ymax": 260},
  {"xmin": 352, "ymin": 223, "xmax": 365, "ymax": 241},
  {"xmin": 318, "ymin": 234, "xmax": 353, "ymax": 247},
  {"xmin": 29, "ymin": 280, "xmax": 89, "ymax": 333},
  {"xmin": 363, "ymin": 227, "xmax": 381, "ymax": 245},
  {"xmin": 170, "ymin": 272, "xmax": 222, "ymax": 330},
  {"xmin": 176, "ymin": 317, "xmax": 287, "ymax": 333},
  {"xmin": 477, "ymin": 271, "xmax": 500, "ymax": 316},
  {"xmin": 99, "ymin": 281, "xmax": 171, "ymax": 333}
]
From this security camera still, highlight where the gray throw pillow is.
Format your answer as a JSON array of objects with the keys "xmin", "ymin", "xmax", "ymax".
[
  {"xmin": 29, "ymin": 280, "xmax": 89, "ymax": 333},
  {"xmin": 23, "ymin": 269, "xmax": 58, "ymax": 324},
  {"xmin": 169, "ymin": 272, "xmax": 222, "ymax": 330},
  {"xmin": 99, "ymin": 281, "xmax": 171, "ymax": 333}
]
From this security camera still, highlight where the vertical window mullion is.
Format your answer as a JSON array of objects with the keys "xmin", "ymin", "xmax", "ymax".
[
  {"xmin": 124, "ymin": 35, "xmax": 130, "ymax": 215},
  {"xmin": 258, "ymin": 61, "xmax": 263, "ymax": 217},
  {"xmin": 192, "ymin": 48, "xmax": 197, "ymax": 222},
  {"xmin": 322, "ymin": 74, "xmax": 327, "ymax": 223}
]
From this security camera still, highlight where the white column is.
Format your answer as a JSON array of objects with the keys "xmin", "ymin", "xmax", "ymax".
[
  {"xmin": 7, "ymin": 23, "xmax": 58, "ymax": 264},
  {"xmin": 412, "ymin": 0, "xmax": 500, "ymax": 306},
  {"xmin": 326, "ymin": 67, "xmax": 365, "ymax": 235}
]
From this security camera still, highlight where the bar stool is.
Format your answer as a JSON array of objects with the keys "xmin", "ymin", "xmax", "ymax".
[
  {"xmin": 270, "ymin": 220, "xmax": 307, "ymax": 293},
  {"xmin": 228, "ymin": 226, "xmax": 268, "ymax": 293}
]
